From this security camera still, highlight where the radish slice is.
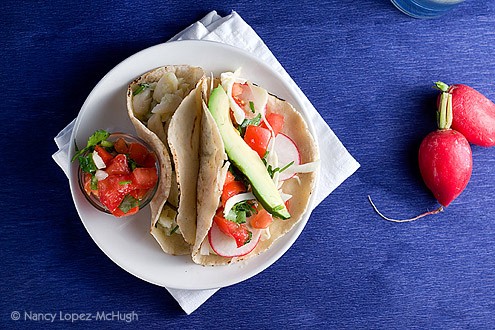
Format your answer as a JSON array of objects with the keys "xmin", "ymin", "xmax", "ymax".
[
  {"xmin": 274, "ymin": 133, "xmax": 301, "ymax": 181},
  {"xmin": 208, "ymin": 223, "xmax": 261, "ymax": 258}
]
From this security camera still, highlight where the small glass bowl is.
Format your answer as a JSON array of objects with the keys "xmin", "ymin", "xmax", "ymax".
[{"xmin": 77, "ymin": 132, "xmax": 160, "ymax": 216}]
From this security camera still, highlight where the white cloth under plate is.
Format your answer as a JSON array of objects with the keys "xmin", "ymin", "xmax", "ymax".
[{"xmin": 52, "ymin": 10, "xmax": 360, "ymax": 315}]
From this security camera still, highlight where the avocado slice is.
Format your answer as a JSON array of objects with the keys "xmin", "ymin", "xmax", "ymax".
[{"xmin": 208, "ymin": 86, "xmax": 290, "ymax": 220}]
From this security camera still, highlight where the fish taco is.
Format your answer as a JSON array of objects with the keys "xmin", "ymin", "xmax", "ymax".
[
  {"xmin": 193, "ymin": 71, "xmax": 319, "ymax": 265},
  {"xmin": 127, "ymin": 65, "xmax": 205, "ymax": 255}
]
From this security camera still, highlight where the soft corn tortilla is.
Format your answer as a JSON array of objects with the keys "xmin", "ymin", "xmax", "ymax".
[
  {"xmin": 126, "ymin": 65, "xmax": 204, "ymax": 255},
  {"xmin": 192, "ymin": 92, "xmax": 319, "ymax": 265}
]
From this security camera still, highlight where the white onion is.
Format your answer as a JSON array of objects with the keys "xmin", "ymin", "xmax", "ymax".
[
  {"xmin": 223, "ymin": 192, "xmax": 256, "ymax": 217},
  {"xmin": 92, "ymin": 151, "xmax": 106, "ymax": 169}
]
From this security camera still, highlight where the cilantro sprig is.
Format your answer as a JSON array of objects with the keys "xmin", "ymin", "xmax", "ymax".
[
  {"xmin": 72, "ymin": 129, "xmax": 110, "ymax": 162},
  {"xmin": 225, "ymin": 201, "xmax": 257, "ymax": 224},
  {"xmin": 237, "ymin": 113, "xmax": 262, "ymax": 136},
  {"xmin": 119, "ymin": 195, "xmax": 138, "ymax": 213}
]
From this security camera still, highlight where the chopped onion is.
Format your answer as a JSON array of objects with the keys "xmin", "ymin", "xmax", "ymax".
[
  {"xmin": 220, "ymin": 69, "xmax": 246, "ymax": 125},
  {"xmin": 223, "ymin": 192, "xmax": 256, "ymax": 217},
  {"xmin": 282, "ymin": 160, "xmax": 320, "ymax": 178},
  {"xmin": 92, "ymin": 151, "xmax": 106, "ymax": 169},
  {"xmin": 95, "ymin": 169, "xmax": 108, "ymax": 181}
]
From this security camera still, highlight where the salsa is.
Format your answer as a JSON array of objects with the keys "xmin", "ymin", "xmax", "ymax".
[{"xmin": 73, "ymin": 130, "xmax": 158, "ymax": 217}]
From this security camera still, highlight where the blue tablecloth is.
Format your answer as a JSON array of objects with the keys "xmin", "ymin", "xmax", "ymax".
[{"xmin": 2, "ymin": 1, "xmax": 494, "ymax": 328}]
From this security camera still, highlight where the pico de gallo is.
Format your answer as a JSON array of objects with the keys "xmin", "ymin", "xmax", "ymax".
[{"xmin": 73, "ymin": 130, "xmax": 158, "ymax": 217}]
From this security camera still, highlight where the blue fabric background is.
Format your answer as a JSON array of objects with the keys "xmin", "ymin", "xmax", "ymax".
[{"xmin": 1, "ymin": 1, "xmax": 494, "ymax": 328}]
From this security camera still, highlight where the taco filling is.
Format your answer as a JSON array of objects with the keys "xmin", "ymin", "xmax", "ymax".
[{"xmin": 194, "ymin": 71, "xmax": 319, "ymax": 263}]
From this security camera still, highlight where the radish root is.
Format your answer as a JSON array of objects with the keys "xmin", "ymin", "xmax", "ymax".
[{"xmin": 367, "ymin": 196, "xmax": 444, "ymax": 223}]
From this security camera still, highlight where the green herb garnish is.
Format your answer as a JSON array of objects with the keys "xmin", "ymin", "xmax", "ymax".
[
  {"xmin": 266, "ymin": 161, "xmax": 294, "ymax": 179},
  {"xmin": 225, "ymin": 201, "xmax": 257, "ymax": 224},
  {"xmin": 119, "ymin": 180, "xmax": 132, "ymax": 185},
  {"xmin": 249, "ymin": 101, "xmax": 255, "ymax": 113},
  {"xmin": 238, "ymin": 113, "xmax": 262, "ymax": 136},
  {"xmin": 118, "ymin": 195, "xmax": 138, "ymax": 214},
  {"xmin": 170, "ymin": 225, "xmax": 179, "ymax": 235},
  {"xmin": 78, "ymin": 154, "xmax": 97, "ymax": 174},
  {"xmin": 72, "ymin": 129, "xmax": 110, "ymax": 162},
  {"xmin": 133, "ymin": 83, "xmax": 150, "ymax": 96}
]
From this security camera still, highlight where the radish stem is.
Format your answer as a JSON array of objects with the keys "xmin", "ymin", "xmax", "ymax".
[
  {"xmin": 368, "ymin": 196, "xmax": 444, "ymax": 223},
  {"xmin": 434, "ymin": 81, "xmax": 450, "ymax": 92},
  {"xmin": 437, "ymin": 92, "xmax": 453, "ymax": 130}
]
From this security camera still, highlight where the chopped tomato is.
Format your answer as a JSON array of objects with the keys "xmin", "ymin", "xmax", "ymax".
[
  {"xmin": 114, "ymin": 138, "xmax": 129, "ymax": 154},
  {"xmin": 98, "ymin": 175, "xmax": 134, "ymax": 212},
  {"xmin": 83, "ymin": 173, "xmax": 98, "ymax": 197},
  {"xmin": 261, "ymin": 112, "xmax": 285, "ymax": 136},
  {"xmin": 143, "ymin": 152, "xmax": 157, "ymax": 168},
  {"xmin": 130, "ymin": 188, "xmax": 148, "ymax": 200},
  {"xmin": 250, "ymin": 208, "xmax": 273, "ymax": 229},
  {"xmin": 285, "ymin": 199, "xmax": 291, "ymax": 212},
  {"xmin": 128, "ymin": 142, "xmax": 149, "ymax": 166},
  {"xmin": 214, "ymin": 209, "xmax": 252, "ymax": 247},
  {"xmin": 224, "ymin": 171, "xmax": 236, "ymax": 186},
  {"xmin": 105, "ymin": 154, "xmax": 130, "ymax": 175},
  {"xmin": 94, "ymin": 145, "xmax": 113, "ymax": 166},
  {"xmin": 244, "ymin": 125, "xmax": 271, "ymax": 158},
  {"xmin": 112, "ymin": 206, "xmax": 139, "ymax": 217},
  {"xmin": 132, "ymin": 167, "xmax": 158, "ymax": 190},
  {"xmin": 221, "ymin": 181, "xmax": 246, "ymax": 207},
  {"xmin": 232, "ymin": 82, "xmax": 244, "ymax": 97}
]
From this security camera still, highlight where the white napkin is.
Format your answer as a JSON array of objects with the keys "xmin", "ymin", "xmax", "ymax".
[{"xmin": 52, "ymin": 10, "xmax": 360, "ymax": 315}]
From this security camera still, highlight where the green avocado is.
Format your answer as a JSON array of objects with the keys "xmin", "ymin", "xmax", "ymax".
[{"xmin": 208, "ymin": 86, "xmax": 290, "ymax": 220}]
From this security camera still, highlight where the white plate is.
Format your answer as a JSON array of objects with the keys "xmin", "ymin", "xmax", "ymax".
[{"xmin": 69, "ymin": 40, "xmax": 318, "ymax": 290}]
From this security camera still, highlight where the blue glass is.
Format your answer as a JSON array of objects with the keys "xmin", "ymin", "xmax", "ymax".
[{"xmin": 391, "ymin": 0, "xmax": 464, "ymax": 18}]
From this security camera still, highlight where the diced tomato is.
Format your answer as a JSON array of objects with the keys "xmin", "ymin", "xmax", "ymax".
[
  {"xmin": 94, "ymin": 145, "xmax": 114, "ymax": 166},
  {"xmin": 105, "ymin": 154, "xmax": 130, "ymax": 175},
  {"xmin": 132, "ymin": 167, "xmax": 158, "ymax": 190},
  {"xmin": 128, "ymin": 142, "xmax": 149, "ymax": 166},
  {"xmin": 130, "ymin": 188, "xmax": 148, "ymax": 200},
  {"xmin": 98, "ymin": 175, "xmax": 134, "ymax": 212},
  {"xmin": 221, "ymin": 181, "xmax": 246, "ymax": 207},
  {"xmin": 83, "ymin": 173, "xmax": 98, "ymax": 197},
  {"xmin": 114, "ymin": 138, "xmax": 129, "ymax": 154},
  {"xmin": 112, "ymin": 206, "xmax": 139, "ymax": 217},
  {"xmin": 214, "ymin": 209, "xmax": 252, "ymax": 247},
  {"xmin": 285, "ymin": 199, "xmax": 291, "ymax": 212},
  {"xmin": 244, "ymin": 125, "xmax": 272, "ymax": 158},
  {"xmin": 250, "ymin": 208, "xmax": 273, "ymax": 229},
  {"xmin": 224, "ymin": 171, "xmax": 236, "ymax": 186},
  {"xmin": 232, "ymin": 83, "xmax": 244, "ymax": 97},
  {"xmin": 261, "ymin": 112, "xmax": 285, "ymax": 136},
  {"xmin": 143, "ymin": 152, "xmax": 156, "ymax": 168}
]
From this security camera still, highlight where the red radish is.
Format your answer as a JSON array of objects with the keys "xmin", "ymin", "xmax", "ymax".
[
  {"xmin": 370, "ymin": 91, "xmax": 473, "ymax": 222},
  {"xmin": 208, "ymin": 222, "xmax": 261, "ymax": 258},
  {"xmin": 435, "ymin": 81, "xmax": 495, "ymax": 147},
  {"xmin": 274, "ymin": 133, "xmax": 301, "ymax": 181}
]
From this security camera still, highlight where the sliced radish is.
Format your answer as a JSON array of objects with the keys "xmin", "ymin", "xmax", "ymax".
[
  {"xmin": 208, "ymin": 222, "xmax": 261, "ymax": 258},
  {"xmin": 274, "ymin": 132, "xmax": 301, "ymax": 181}
]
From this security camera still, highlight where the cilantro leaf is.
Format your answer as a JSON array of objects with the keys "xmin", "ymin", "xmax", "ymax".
[
  {"xmin": 225, "ymin": 201, "xmax": 257, "ymax": 224},
  {"xmin": 238, "ymin": 113, "xmax": 262, "ymax": 136},
  {"xmin": 133, "ymin": 83, "xmax": 150, "ymax": 96},
  {"xmin": 118, "ymin": 195, "xmax": 138, "ymax": 214},
  {"xmin": 71, "ymin": 129, "xmax": 110, "ymax": 162},
  {"xmin": 249, "ymin": 101, "xmax": 255, "ymax": 113},
  {"xmin": 78, "ymin": 154, "xmax": 97, "ymax": 174}
]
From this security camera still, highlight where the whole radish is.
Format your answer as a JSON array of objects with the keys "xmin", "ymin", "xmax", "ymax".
[
  {"xmin": 369, "ymin": 92, "xmax": 473, "ymax": 222},
  {"xmin": 435, "ymin": 82, "xmax": 495, "ymax": 147}
]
